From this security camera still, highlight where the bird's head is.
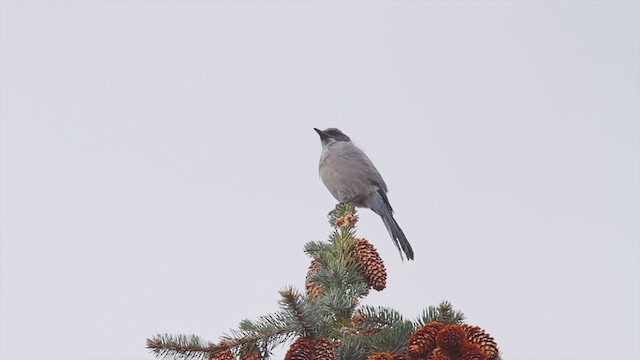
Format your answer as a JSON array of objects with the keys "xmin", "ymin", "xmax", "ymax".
[{"xmin": 314, "ymin": 128, "xmax": 351, "ymax": 147}]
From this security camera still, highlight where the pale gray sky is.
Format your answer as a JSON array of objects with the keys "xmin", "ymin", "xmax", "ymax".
[{"xmin": 1, "ymin": 1, "xmax": 638, "ymax": 359}]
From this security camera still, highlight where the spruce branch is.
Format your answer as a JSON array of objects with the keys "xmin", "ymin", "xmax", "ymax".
[
  {"xmin": 335, "ymin": 336, "xmax": 369, "ymax": 360},
  {"xmin": 354, "ymin": 306, "xmax": 407, "ymax": 329},
  {"xmin": 222, "ymin": 312, "xmax": 296, "ymax": 355},
  {"xmin": 146, "ymin": 334, "xmax": 215, "ymax": 360},
  {"xmin": 417, "ymin": 301, "xmax": 466, "ymax": 327},
  {"xmin": 279, "ymin": 287, "xmax": 318, "ymax": 338},
  {"xmin": 304, "ymin": 240, "xmax": 332, "ymax": 258},
  {"xmin": 220, "ymin": 327, "xmax": 294, "ymax": 358},
  {"xmin": 368, "ymin": 320, "xmax": 416, "ymax": 355}
]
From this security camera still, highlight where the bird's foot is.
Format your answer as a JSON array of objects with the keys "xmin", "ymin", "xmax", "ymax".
[{"xmin": 327, "ymin": 207, "xmax": 339, "ymax": 220}]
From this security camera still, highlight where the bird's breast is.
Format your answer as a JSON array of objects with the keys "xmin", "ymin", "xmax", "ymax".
[{"xmin": 318, "ymin": 145, "xmax": 378, "ymax": 204}]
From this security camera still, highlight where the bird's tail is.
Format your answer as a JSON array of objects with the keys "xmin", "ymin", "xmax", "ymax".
[{"xmin": 373, "ymin": 203, "xmax": 414, "ymax": 261}]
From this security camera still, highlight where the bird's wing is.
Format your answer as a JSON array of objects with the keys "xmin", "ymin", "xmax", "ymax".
[
  {"xmin": 347, "ymin": 145, "xmax": 393, "ymax": 212},
  {"xmin": 342, "ymin": 143, "xmax": 388, "ymax": 193}
]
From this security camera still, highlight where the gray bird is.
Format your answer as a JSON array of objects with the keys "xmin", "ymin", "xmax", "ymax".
[{"xmin": 314, "ymin": 128, "xmax": 414, "ymax": 261}]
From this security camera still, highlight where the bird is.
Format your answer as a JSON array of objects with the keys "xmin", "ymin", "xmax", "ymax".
[{"xmin": 313, "ymin": 127, "xmax": 414, "ymax": 261}]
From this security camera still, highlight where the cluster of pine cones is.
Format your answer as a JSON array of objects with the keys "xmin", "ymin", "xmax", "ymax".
[
  {"xmin": 209, "ymin": 322, "xmax": 498, "ymax": 360},
  {"xmin": 278, "ymin": 321, "xmax": 498, "ymax": 360},
  {"xmin": 403, "ymin": 322, "xmax": 499, "ymax": 360}
]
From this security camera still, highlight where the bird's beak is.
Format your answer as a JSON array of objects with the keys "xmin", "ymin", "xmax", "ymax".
[{"xmin": 314, "ymin": 128, "xmax": 328, "ymax": 139}]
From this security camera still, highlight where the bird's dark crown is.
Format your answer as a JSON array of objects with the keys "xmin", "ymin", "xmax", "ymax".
[{"xmin": 322, "ymin": 128, "xmax": 351, "ymax": 142}]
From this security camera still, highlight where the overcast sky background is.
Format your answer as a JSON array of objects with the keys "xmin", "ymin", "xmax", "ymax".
[{"xmin": 1, "ymin": 1, "xmax": 638, "ymax": 360}]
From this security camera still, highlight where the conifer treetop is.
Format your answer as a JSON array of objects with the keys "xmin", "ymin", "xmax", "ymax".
[{"xmin": 147, "ymin": 204, "xmax": 500, "ymax": 360}]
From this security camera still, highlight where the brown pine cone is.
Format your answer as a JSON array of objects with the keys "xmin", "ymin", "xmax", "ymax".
[
  {"xmin": 391, "ymin": 354, "xmax": 410, "ymax": 360},
  {"xmin": 351, "ymin": 310, "xmax": 365, "ymax": 325},
  {"xmin": 239, "ymin": 351, "xmax": 262, "ymax": 360},
  {"xmin": 459, "ymin": 343, "xmax": 487, "ymax": 360},
  {"xmin": 407, "ymin": 322, "xmax": 444, "ymax": 357},
  {"xmin": 428, "ymin": 348, "xmax": 452, "ymax": 360},
  {"xmin": 461, "ymin": 325, "xmax": 499, "ymax": 360},
  {"xmin": 285, "ymin": 337, "xmax": 314, "ymax": 360},
  {"xmin": 367, "ymin": 352, "xmax": 395, "ymax": 360},
  {"xmin": 210, "ymin": 349, "xmax": 235, "ymax": 360},
  {"xmin": 305, "ymin": 260, "xmax": 323, "ymax": 300},
  {"xmin": 353, "ymin": 238, "xmax": 387, "ymax": 291},
  {"xmin": 367, "ymin": 353, "xmax": 409, "ymax": 360},
  {"xmin": 313, "ymin": 338, "xmax": 336, "ymax": 360},
  {"xmin": 436, "ymin": 325, "xmax": 467, "ymax": 357}
]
